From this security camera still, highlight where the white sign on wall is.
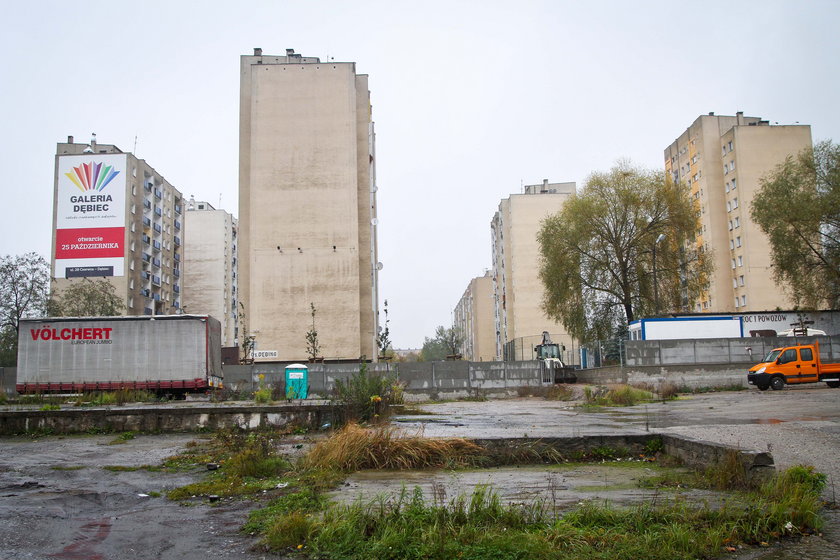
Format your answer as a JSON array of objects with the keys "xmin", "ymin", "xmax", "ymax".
[{"xmin": 253, "ymin": 350, "xmax": 279, "ymax": 359}]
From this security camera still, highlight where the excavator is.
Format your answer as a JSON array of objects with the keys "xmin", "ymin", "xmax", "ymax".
[{"xmin": 534, "ymin": 331, "xmax": 577, "ymax": 384}]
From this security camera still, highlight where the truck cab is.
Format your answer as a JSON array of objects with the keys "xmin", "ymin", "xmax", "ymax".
[{"xmin": 748, "ymin": 342, "xmax": 840, "ymax": 391}]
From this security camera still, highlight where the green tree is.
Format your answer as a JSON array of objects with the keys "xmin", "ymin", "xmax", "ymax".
[
  {"xmin": 420, "ymin": 326, "xmax": 464, "ymax": 361},
  {"xmin": 538, "ymin": 162, "xmax": 710, "ymax": 343},
  {"xmin": 0, "ymin": 253, "xmax": 50, "ymax": 366},
  {"xmin": 49, "ymin": 278, "xmax": 124, "ymax": 317},
  {"xmin": 750, "ymin": 141, "xmax": 840, "ymax": 308}
]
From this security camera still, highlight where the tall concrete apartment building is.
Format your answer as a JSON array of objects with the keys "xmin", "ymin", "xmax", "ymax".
[
  {"xmin": 52, "ymin": 135, "xmax": 184, "ymax": 315},
  {"xmin": 239, "ymin": 49, "xmax": 379, "ymax": 361},
  {"xmin": 454, "ymin": 272, "xmax": 495, "ymax": 361},
  {"xmin": 183, "ymin": 197, "xmax": 238, "ymax": 347},
  {"xmin": 491, "ymin": 180, "xmax": 577, "ymax": 364},
  {"xmin": 664, "ymin": 113, "xmax": 812, "ymax": 313}
]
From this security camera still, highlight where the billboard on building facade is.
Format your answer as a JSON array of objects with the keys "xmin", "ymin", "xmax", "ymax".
[{"xmin": 54, "ymin": 154, "xmax": 127, "ymax": 278}]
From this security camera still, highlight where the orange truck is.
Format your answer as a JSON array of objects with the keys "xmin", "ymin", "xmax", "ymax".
[{"xmin": 747, "ymin": 341, "xmax": 840, "ymax": 391}]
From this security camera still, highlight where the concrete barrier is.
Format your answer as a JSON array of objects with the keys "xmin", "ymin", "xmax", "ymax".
[{"xmin": 0, "ymin": 402, "xmax": 334, "ymax": 435}]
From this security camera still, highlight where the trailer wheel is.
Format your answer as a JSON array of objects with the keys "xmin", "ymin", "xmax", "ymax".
[
  {"xmin": 827, "ymin": 381, "xmax": 840, "ymax": 388},
  {"xmin": 770, "ymin": 376, "xmax": 785, "ymax": 391}
]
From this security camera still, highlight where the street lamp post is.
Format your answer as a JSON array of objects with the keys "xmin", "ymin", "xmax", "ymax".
[{"xmin": 652, "ymin": 233, "xmax": 666, "ymax": 315}]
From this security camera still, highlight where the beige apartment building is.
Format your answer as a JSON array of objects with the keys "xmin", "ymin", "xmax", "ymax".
[
  {"xmin": 52, "ymin": 135, "xmax": 184, "ymax": 316},
  {"xmin": 453, "ymin": 272, "xmax": 495, "ymax": 361},
  {"xmin": 239, "ymin": 49, "xmax": 379, "ymax": 361},
  {"xmin": 491, "ymin": 180, "xmax": 578, "ymax": 364},
  {"xmin": 183, "ymin": 198, "xmax": 238, "ymax": 347},
  {"xmin": 664, "ymin": 113, "xmax": 812, "ymax": 313}
]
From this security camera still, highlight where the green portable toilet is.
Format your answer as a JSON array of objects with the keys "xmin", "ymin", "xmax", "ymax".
[{"xmin": 285, "ymin": 363, "xmax": 308, "ymax": 399}]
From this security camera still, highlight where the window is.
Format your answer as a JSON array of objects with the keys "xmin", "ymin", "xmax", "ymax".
[
  {"xmin": 731, "ymin": 178, "xmax": 737, "ymax": 190},
  {"xmin": 734, "ymin": 217, "xmax": 740, "ymax": 228},
  {"xmin": 779, "ymin": 348, "xmax": 796, "ymax": 364},
  {"xmin": 731, "ymin": 258, "xmax": 736, "ymax": 269},
  {"xmin": 725, "ymin": 182, "xmax": 730, "ymax": 193},
  {"xmin": 738, "ymin": 255, "xmax": 743, "ymax": 267},
  {"xmin": 736, "ymin": 236, "xmax": 742, "ymax": 247},
  {"xmin": 733, "ymin": 197, "xmax": 739, "ymax": 209},
  {"xmin": 722, "ymin": 146, "xmax": 727, "ymax": 156},
  {"xmin": 730, "ymin": 239, "xmax": 735, "ymax": 250},
  {"xmin": 129, "ymin": 279, "xmax": 134, "ymax": 289},
  {"xmin": 739, "ymin": 275, "xmax": 745, "ymax": 286},
  {"xmin": 727, "ymin": 201, "xmax": 732, "ymax": 212},
  {"xmin": 733, "ymin": 278, "xmax": 738, "ymax": 288},
  {"xmin": 741, "ymin": 294, "xmax": 747, "ymax": 306},
  {"xmin": 728, "ymin": 141, "xmax": 733, "ymax": 151},
  {"xmin": 724, "ymin": 164, "xmax": 729, "ymax": 175},
  {"xmin": 801, "ymin": 348, "xmax": 814, "ymax": 362},
  {"xmin": 730, "ymin": 160, "xmax": 736, "ymax": 171},
  {"xmin": 131, "ymin": 204, "xmax": 136, "ymax": 215},
  {"xmin": 728, "ymin": 220, "xmax": 733, "ymax": 231},
  {"xmin": 130, "ymin": 241, "xmax": 135, "ymax": 252},
  {"xmin": 735, "ymin": 297, "xmax": 740, "ymax": 308},
  {"xmin": 132, "ymin": 185, "xmax": 136, "ymax": 196},
  {"xmin": 693, "ymin": 173, "xmax": 699, "ymax": 181},
  {"xmin": 692, "ymin": 155, "xmax": 698, "ymax": 164}
]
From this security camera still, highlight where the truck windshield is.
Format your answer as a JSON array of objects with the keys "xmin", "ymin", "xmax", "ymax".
[
  {"xmin": 762, "ymin": 349, "xmax": 782, "ymax": 363},
  {"xmin": 539, "ymin": 345, "xmax": 560, "ymax": 359}
]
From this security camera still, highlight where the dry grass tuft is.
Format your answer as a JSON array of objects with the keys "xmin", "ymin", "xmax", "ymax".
[{"xmin": 300, "ymin": 423, "xmax": 485, "ymax": 472}]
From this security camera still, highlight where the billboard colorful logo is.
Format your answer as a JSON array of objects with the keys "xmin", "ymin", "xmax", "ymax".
[{"xmin": 65, "ymin": 162, "xmax": 120, "ymax": 192}]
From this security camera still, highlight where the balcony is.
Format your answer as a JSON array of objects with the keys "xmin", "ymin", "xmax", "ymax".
[
  {"xmin": 174, "ymin": 236, "xmax": 181, "ymax": 246},
  {"xmin": 153, "ymin": 293, "xmax": 161, "ymax": 302},
  {"xmin": 144, "ymin": 183, "xmax": 152, "ymax": 192},
  {"xmin": 174, "ymin": 253, "xmax": 181, "ymax": 262},
  {"xmin": 175, "ymin": 204, "xmax": 182, "ymax": 215},
  {"xmin": 143, "ymin": 217, "xmax": 151, "ymax": 227},
  {"xmin": 152, "ymin": 275, "xmax": 161, "ymax": 286},
  {"xmin": 174, "ymin": 219, "xmax": 181, "ymax": 231},
  {"xmin": 141, "ymin": 253, "xmax": 151, "ymax": 263},
  {"xmin": 152, "ymin": 240, "xmax": 162, "ymax": 251},
  {"xmin": 140, "ymin": 288, "xmax": 150, "ymax": 297},
  {"xmin": 142, "ymin": 234, "xmax": 150, "ymax": 244},
  {"xmin": 154, "ymin": 207, "xmax": 162, "ymax": 217},
  {"xmin": 152, "ymin": 257, "xmax": 161, "ymax": 268},
  {"xmin": 173, "ymin": 268, "xmax": 180, "ymax": 278},
  {"xmin": 173, "ymin": 284, "xmax": 180, "ymax": 293},
  {"xmin": 141, "ymin": 271, "xmax": 150, "ymax": 280},
  {"xmin": 153, "ymin": 223, "xmax": 162, "ymax": 234},
  {"xmin": 143, "ymin": 200, "xmax": 152, "ymax": 210},
  {"xmin": 154, "ymin": 188, "xmax": 162, "ymax": 199}
]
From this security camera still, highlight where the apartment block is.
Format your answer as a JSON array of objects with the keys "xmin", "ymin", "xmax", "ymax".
[
  {"xmin": 453, "ymin": 271, "xmax": 495, "ymax": 361},
  {"xmin": 239, "ymin": 49, "xmax": 378, "ymax": 361},
  {"xmin": 183, "ymin": 197, "xmax": 238, "ymax": 346},
  {"xmin": 52, "ymin": 135, "xmax": 184, "ymax": 315},
  {"xmin": 664, "ymin": 113, "xmax": 812, "ymax": 312},
  {"xmin": 491, "ymin": 180, "xmax": 577, "ymax": 363}
]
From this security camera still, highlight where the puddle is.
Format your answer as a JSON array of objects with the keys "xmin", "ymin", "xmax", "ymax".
[{"xmin": 328, "ymin": 463, "xmax": 724, "ymax": 512}]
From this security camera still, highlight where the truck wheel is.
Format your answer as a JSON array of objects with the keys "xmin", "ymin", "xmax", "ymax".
[
  {"xmin": 770, "ymin": 376, "xmax": 785, "ymax": 391},
  {"xmin": 757, "ymin": 383, "xmax": 770, "ymax": 391},
  {"xmin": 827, "ymin": 381, "xmax": 840, "ymax": 388}
]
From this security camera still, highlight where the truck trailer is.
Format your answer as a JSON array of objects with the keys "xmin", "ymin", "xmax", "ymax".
[{"xmin": 16, "ymin": 315, "xmax": 222, "ymax": 394}]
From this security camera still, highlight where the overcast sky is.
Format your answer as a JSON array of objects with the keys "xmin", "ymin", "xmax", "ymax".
[{"xmin": 2, "ymin": 0, "xmax": 839, "ymax": 348}]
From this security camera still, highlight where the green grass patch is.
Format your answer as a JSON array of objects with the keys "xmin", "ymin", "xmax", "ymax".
[
  {"xmin": 51, "ymin": 465, "xmax": 85, "ymax": 471},
  {"xmin": 265, "ymin": 466, "xmax": 826, "ymax": 559}
]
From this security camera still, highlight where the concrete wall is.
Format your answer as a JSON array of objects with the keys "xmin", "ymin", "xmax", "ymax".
[
  {"xmin": 222, "ymin": 360, "xmax": 545, "ymax": 400},
  {"xmin": 625, "ymin": 335, "xmax": 840, "ymax": 367}
]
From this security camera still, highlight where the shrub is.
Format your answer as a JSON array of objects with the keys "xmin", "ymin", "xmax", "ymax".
[
  {"xmin": 545, "ymin": 384, "xmax": 575, "ymax": 401},
  {"xmin": 658, "ymin": 382, "xmax": 680, "ymax": 400},
  {"xmin": 332, "ymin": 362, "xmax": 399, "ymax": 422},
  {"xmin": 584, "ymin": 384, "xmax": 654, "ymax": 406}
]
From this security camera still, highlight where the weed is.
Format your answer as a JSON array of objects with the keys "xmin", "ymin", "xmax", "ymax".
[
  {"xmin": 332, "ymin": 362, "xmax": 400, "ymax": 423},
  {"xmin": 254, "ymin": 374, "xmax": 272, "ymax": 404},
  {"xmin": 147, "ymin": 491, "xmax": 162, "ymax": 498},
  {"xmin": 108, "ymin": 431, "xmax": 136, "ymax": 445},
  {"xmin": 39, "ymin": 404, "xmax": 60, "ymax": 411},
  {"xmin": 584, "ymin": 384, "xmax": 654, "ymax": 406},
  {"xmin": 545, "ymin": 385, "xmax": 575, "ymax": 401},
  {"xmin": 51, "ymin": 465, "xmax": 85, "ymax": 471},
  {"xmin": 644, "ymin": 437, "xmax": 664, "ymax": 455},
  {"xmin": 657, "ymin": 382, "xmax": 680, "ymax": 400},
  {"xmin": 299, "ymin": 422, "xmax": 485, "ymax": 472}
]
